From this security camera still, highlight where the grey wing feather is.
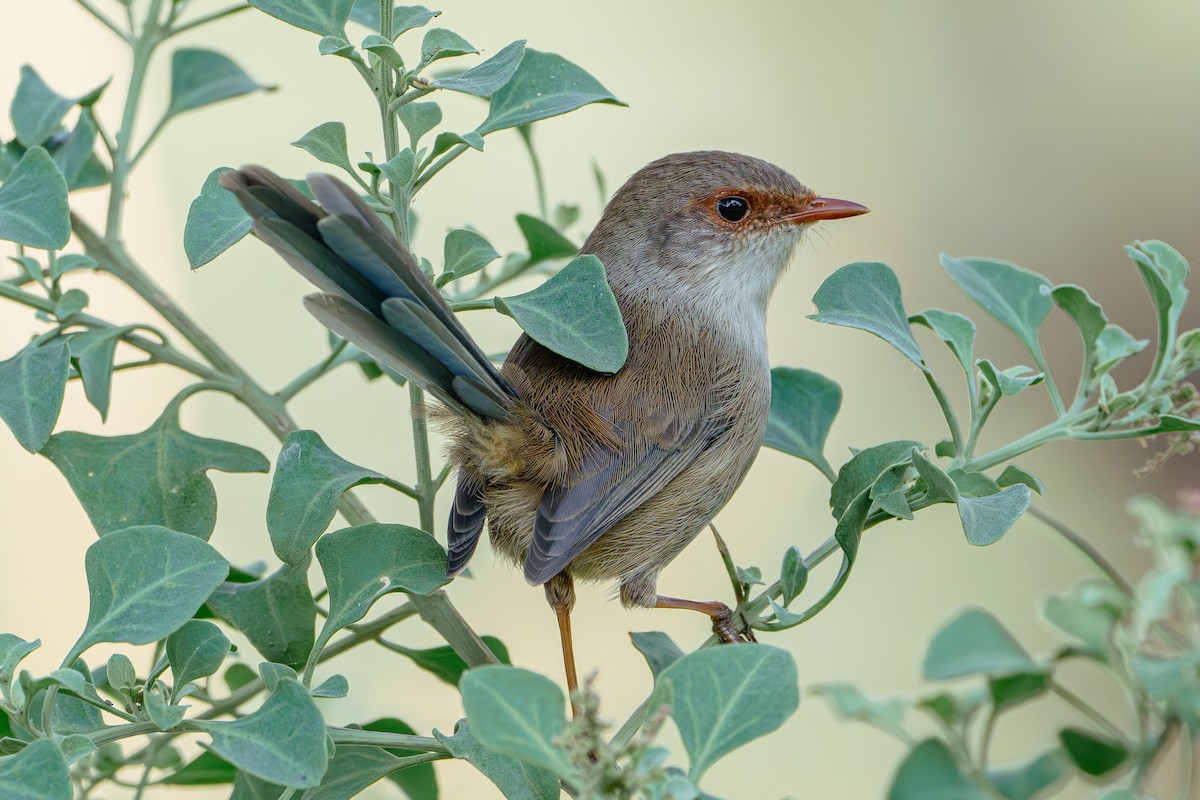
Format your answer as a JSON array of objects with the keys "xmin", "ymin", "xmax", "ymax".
[
  {"xmin": 448, "ymin": 472, "xmax": 487, "ymax": 576},
  {"xmin": 522, "ymin": 420, "xmax": 719, "ymax": 585}
]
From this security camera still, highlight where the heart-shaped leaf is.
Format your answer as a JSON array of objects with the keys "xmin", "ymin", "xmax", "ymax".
[
  {"xmin": 267, "ymin": 430, "xmax": 385, "ymax": 565},
  {"xmin": 889, "ymin": 739, "xmax": 990, "ymax": 800},
  {"xmin": 434, "ymin": 720, "xmax": 560, "ymax": 800},
  {"xmin": 185, "ymin": 167, "xmax": 253, "ymax": 268},
  {"xmin": 0, "ymin": 338, "xmax": 69, "ymax": 453},
  {"xmin": 922, "ymin": 608, "xmax": 1039, "ymax": 680},
  {"xmin": 195, "ymin": 678, "xmax": 328, "ymax": 788},
  {"xmin": 477, "ymin": 49, "xmax": 623, "ymax": 135},
  {"xmin": 430, "ymin": 41, "xmax": 526, "ymax": 97},
  {"xmin": 0, "ymin": 738, "xmax": 71, "ymax": 800},
  {"xmin": 0, "ymin": 146, "xmax": 70, "ymax": 249},
  {"xmin": 461, "ymin": 666, "xmax": 576, "ymax": 781},
  {"xmin": 496, "ymin": 254, "xmax": 627, "ymax": 373},
  {"xmin": 67, "ymin": 526, "xmax": 229, "ymax": 664},
  {"xmin": 250, "ymin": 0, "xmax": 355, "ymax": 37},
  {"xmin": 166, "ymin": 620, "xmax": 232, "ymax": 698},
  {"xmin": 42, "ymin": 403, "xmax": 268, "ymax": 539},
  {"xmin": 166, "ymin": 49, "xmax": 272, "ymax": 120},
  {"xmin": 763, "ymin": 367, "xmax": 841, "ymax": 479},
  {"xmin": 810, "ymin": 261, "xmax": 925, "ymax": 368},
  {"xmin": 206, "ymin": 561, "xmax": 315, "ymax": 672},
  {"xmin": 942, "ymin": 254, "xmax": 1052, "ymax": 364},
  {"xmin": 651, "ymin": 645, "xmax": 798, "ymax": 782}
]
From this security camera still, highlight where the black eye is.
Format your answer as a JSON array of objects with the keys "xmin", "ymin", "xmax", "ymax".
[{"xmin": 716, "ymin": 196, "xmax": 749, "ymax": 222}]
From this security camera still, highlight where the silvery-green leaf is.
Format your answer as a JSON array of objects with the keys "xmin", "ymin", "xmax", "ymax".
[
  {"xmin": 185, "ymin": 167, "xmax": 252, "ymax": 268},
  {"xmin": 477, "ymin": 49, "xmax": 623, "ymax": 135},
  {"xmin": 0, "ymin": 338, "xmax": 70, "ymax": 453},
  {"xmin": 166, "ymin": 49, "xmax": 272, "ymax": 120},
  {"xmin": 763, "ymin": 367, "xmax": 841, "ymax": 479},
  {"xmin": 67, "ymin": 526, "xmax": 229, "ymax": 664},
  {"xmin": 430, "ymin": 41, "xmax": 526, "ymax": 97},
  {"xmin": 250, "ymin": 0, "xmax": 354, "ymax": 37},
  {"xmin": 811, "ymin": 262, "xmax": 925, "ymax": 368},
  {"xmin": 0, "ymin": 146, "xmax": 70, "ymax": 249},
  {"xmin": 651, "ymin": 645, "xmax": 798, "ymax": 782},
  {"xmin": 941, "ymin": 254, "xmax": 1053, "ymax": 363},
  {"xmin": 910, "ymin": 308, "xmax": 976, "ymax": 384}
]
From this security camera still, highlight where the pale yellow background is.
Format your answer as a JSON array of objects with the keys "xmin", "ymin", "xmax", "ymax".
[{"xmin": 2, "ymin": 1, "xmax": 1198, "ymax": 798}]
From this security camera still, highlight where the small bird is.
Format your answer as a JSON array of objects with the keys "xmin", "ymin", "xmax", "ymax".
[{"xmin": 221, "ymin": 152, "xmax": 867, "ymax": 697}]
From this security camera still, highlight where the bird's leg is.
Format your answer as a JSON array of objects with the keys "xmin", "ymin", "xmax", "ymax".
[
  {"xmin": 544, "ymin": 573, "xmax": 580, "ymax": 716},
  {"xmin": 653, "ymin": 595, "xmax": 756, "ymax": 643}
]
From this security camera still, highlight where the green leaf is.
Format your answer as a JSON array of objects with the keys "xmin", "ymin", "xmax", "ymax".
[
  {"xmin": 362, "ymin": 34, "xmax": 406, "ymax": 70},
  {"xmin": 313, "ymin": 524, "xmax": 449, "ymax": 658},
  {"xmin": 941, "ymin": 254, "xmax": 1052, "ymax": 363},
  {"xmin": 910, "ymin": 308, "xmax": 976, "ymax": 384},
  {"xmin": 976, "ymin": 359, "xmax": 1043, "ymax": 397},
  {"xmin": 910, "ymin": 449, "xmax": 1031, "ymax": 546},
  {"xmin": 1051, "ymin": 284, "xmax": 1107, "ymax": 386},
  {"xmin": 67, "ymin": 526, "xmax": 229, "ymax": 664},
  {"xmin": 515, "ymin": 213, "xmax": 576, "ymax": 265},
  {"xmin": 1093, "ymin": 324, "xmax": 1148, "ymax": 378},
  {"xmin": 496, "ymin": 254, "xmax": 628, "ymax": 373},
  {"xmin": 0, "ymin": 635, "xmax": 39, "ymax": 705},
  {"xmin": 292, "ymin": 122, "xmax": 358, "ymax": 177},
  {"xmin": 420, "ymin": 28, "xmax": 478, "ymax": 64},
  {"xmin": 477, "ymin": 49, "xmax": 623, "ymax": 135},
  {"xmin": 144, "ymin": 681, "xmax": 188, "ymax": 730},
  {"xmin": 460, "ymin": 666, "xmax": 576, "ymax": 780},
  {"xmin": 166, "ymin": 620, "xmax": 231, "ymax": 697},
  {"xmin": 397, "ymin": 103, "xmax": 441, "ymax": 150},
  {"xmin": 630, "ymin": 631, "xmax": 684, "ymax": 679},
  {"xmin": 267, "ymin": 430, "xmax": 385, "ymax": 565},
  {"xmin": 166, "ymin": 49, "xmax": 272, "ymax": 120},
  {"xmin": 430, "ymin": 41, "xmax": 526, "ymax": 97},
  {"xmin": 830, "ymin": 439, "xmax": 922, "ymax": 519},
  {"xmin": 922, "ymin": 608, "xmax": 1038, "ymax": 680},
  {"xmin": 349, "ymin": 3, "xmax": 440, "ymax": 37},
  {"xmin": 389, "ymin": 636, "xmax": 511, "ymax": 686},
  {"xmin": 430, "ymin": 130, "xmax": 484, "ymax": 158},
  {"xmin": 1057, "ymin": 728, "xmax": 1128, "ymax": 777},
  {"xmin": 440, "ymin": 228, "xmax": 498, "ymax": 284},
  {"xmin": 1127, "ymin": 241, "xmax": 1189, "ymax": 369},
  {"xmin": 161, "ymin": 750, "xmax": 237, "ymax": 785},
  {"xmin": 763, "ymin": 367, "xmax": 841, "ymax": 478},
  {"xmin": 361, "ymin": 717, "xmax": 438, "ymax": 798},
  {"xmin": 311, "ymin": 674, "xmax": 348, "ymax": 698},
  {"xmin": 69, "ymin": 326, "xmax": 136, "ymax": 421},
  {"xmin": 318, "ymin": 36, "xmax": 355, "ymax": 57},
  {"xmin": 206, "ymin": 562, "xmax": 315, "ymax": 672},
  {"xmin": 0, "ymin": 338, "xmax": 69, "ymax": 453},
  {"xmin": 434, "ymin": 720, "xmax": 559, "ymax": 800},
  {"xmin": 652, "ymin": 645, "xmax": 798, "ymax": 782},
  {"xmin": 53, "ymin": 108, "xmax": 98, "ymax": 189},
  {"xmin": 42, "ymin": 403, "xmax": 269, "ymax": 539},
  {"xmin": 10, "ymin": 66, "xmax": 78, "ymax": 148},
  {"xmin": 1042, "ymin": 578, "xmax": 1127, "ymax": 655},
  {"xmin": 0, "ymin": 146, "xmax": 70, "ymax": 249},
  {"xmin": 53, "ymin": 288, "xmax": 88, "ymax": 320},
  {"xmin": 249, "ymin": 0, "xmax": 354, "ymax": 37},
  {"xmin": 185, "ymin": 167, "xmax": 252, "ymax": 268},
  {"xmin": 987, "ymin": 750, "xmax": 1067, "ymax": 800},
  {"xmin": 0, "ymin": 738, "xmax": 72, "ymax": 800},
  {"xmin": 195, "ymin": 678, "xmax": 328, "ymax": 788},
  {"xmin": 870, "ymin": 462, "xmax": 915, "ymax": 520},
  {"xmin": 996, "ymin": 465, "xmax": 1044, "ymax": 494},
  {"xmin": 811, "ymin": 683, "xmax": 907, "ymax": 741},
  {"xmin": 779, "ymin": 546, "xmax": 809, "ymax": 605},
  {"xmin": 988, "ymin": 672, "xmax": 1048, "ymax": 712},
  {"xmin": 888, "ymin": 739, "xmax": 990, "ymax": 800},
  {"xmin": 380, "ymin": 148, "xmax": 417, "ymax": 187},
  {"xmin": 810, "ymin": 261, "xmax": 925, "ymax": 369},
  {"xmin": 304, "ymin": 745, "xmax": 415, "ymax": 799},
  {"xmin": 105, "ymin": 653, "xmax": 136, "ymax": 692}
]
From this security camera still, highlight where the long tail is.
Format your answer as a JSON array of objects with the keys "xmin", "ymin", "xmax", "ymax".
[{"xmin": 220, "ymin": 166, "xmax": 506, "ymax": 571}]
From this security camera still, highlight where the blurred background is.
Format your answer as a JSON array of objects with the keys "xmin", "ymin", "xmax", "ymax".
[{"xmin": 2, "ymin": 1, "xmax": 1198, "ymax": 797}]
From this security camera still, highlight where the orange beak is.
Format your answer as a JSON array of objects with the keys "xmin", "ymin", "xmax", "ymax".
[{"xmin": 782, "ymin": 196, "xmax": 870, "ymax": 224}]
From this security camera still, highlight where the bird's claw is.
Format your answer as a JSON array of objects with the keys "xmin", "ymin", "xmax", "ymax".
[{"xmin": 709, "ymin": 603, "xmax": 756, "ymax": 643}]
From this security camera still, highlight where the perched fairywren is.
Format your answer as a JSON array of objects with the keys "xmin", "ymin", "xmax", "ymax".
[{"xmin": 222, "ymin": 151, "xmax": 868, "ymax": 698}]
